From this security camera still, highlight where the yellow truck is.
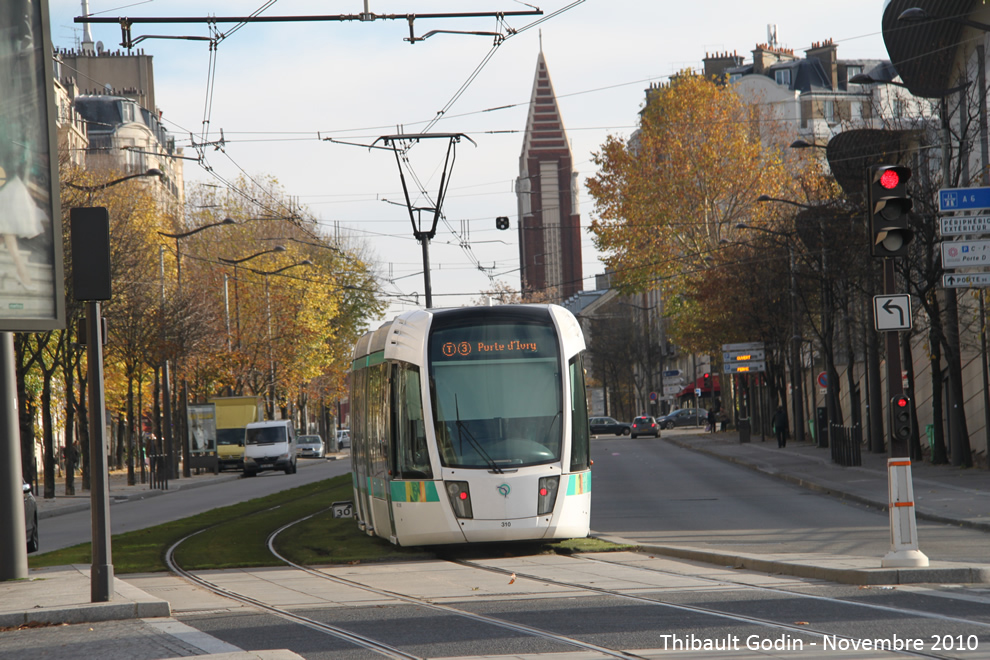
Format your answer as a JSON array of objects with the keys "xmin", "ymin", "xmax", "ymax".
[{"xmin": 211, "ymin": 396, "xmax": 263, "ymax": 471}]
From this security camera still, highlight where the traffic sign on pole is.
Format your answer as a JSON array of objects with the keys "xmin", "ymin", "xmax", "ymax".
[
  {"xmin": 722, "ymin": 341, "xmax": 764, "ymax": 352},
  {"xmin": 941, "ymin": 239, "xmax": 990, "ymax": 268},
  {"xmin": 723, "ymin": 360, "xmax": 766, "ymax": 373},
  {"xmin": 943, "ymin": 273, "xmax": 990, "ymax": 288},
  {"xmin": 874, "ymin": 294, "xmax": 912, "ymax": 331},
  {"xmin": 939, "ymin": 186, "xmax": 990, "ymax": 212},
  {"xmin": 940, "ymin": 216, "xmax": 990, "ymax": 235}
]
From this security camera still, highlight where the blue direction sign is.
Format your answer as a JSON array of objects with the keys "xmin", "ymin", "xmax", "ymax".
[{"xmin": 940, "ymin": 187, "xmax": 990, "ymax": 213}]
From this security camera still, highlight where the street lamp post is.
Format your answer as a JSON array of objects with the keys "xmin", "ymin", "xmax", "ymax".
[
  {"xmin": 735, "ymin": 223, "xmax": 805, "ymax": 446},
  {"xmin": 756, "ymin": 195, "xmax": 838, "ymax": 448},
  {"xmin": 63, "ymin": 168, "xmax": 163, "ymax": 193},
  {"xmin": 156, "ymin": 218, "xmax": 237, "ymax": 478},
  {"xmin": 220, "ymin": 246, "xmax": 287, "ymax": 351},
  {"xmin": 249, "ymin": 261, "xmax": 313, "ymax": 419}
]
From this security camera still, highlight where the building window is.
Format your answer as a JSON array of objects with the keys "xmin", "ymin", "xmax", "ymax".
[
  {"xmin": 846, "ymin": 65, "xmax": 862, "ymax": 83},
  {"xmin": 122, "ymin": 102, "xmax": 135, "ymax": 123},
  {"xmin": 729, "ymin": 73, "xmax": 742, "ymax": 84},
  {"xmin": 824, "ymin": 100, "xmax": 835, "ymax": 123},
  {"xmin": 893, "ymin": 98, "xmax": 905, "ymax": 119},
  {"xmin": 774, "ymin": 69, "xmax": 791, "ymax": 86}
]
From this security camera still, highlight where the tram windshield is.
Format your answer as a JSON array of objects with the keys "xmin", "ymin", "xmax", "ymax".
[{"xmin": 429, "ymin": 320, "xmax": 562, "ymax": 469}]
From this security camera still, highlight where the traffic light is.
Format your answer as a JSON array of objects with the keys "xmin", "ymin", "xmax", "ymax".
[
  {"xmin": 702, "ymin": 373, "xmax": 711, "ymax": 390},
  {"xmin": 495, "ymin": 216, "xmax": 510, "ymax": 230},
  {"xmin": 890, "ymin": 394, "xmax": 913, "ymax": 443},
  {"xmin": 868, "ymin": 165, "xmax": 914, "ymax": 258}
]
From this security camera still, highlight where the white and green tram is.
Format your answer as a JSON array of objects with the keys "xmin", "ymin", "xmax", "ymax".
[{"xmin": 349, "ymin": 304, "xmax": 592, "ymax": 546}]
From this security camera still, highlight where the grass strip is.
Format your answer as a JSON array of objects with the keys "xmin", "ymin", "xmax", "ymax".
[{"xmin": 31, "ymin": 474, "xmax": 630, "ymax": 573}]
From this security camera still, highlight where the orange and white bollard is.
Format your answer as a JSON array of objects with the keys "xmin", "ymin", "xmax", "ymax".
[{"xmin": 881, "ymin": 459, "xmax": 929, "ymax": 568}]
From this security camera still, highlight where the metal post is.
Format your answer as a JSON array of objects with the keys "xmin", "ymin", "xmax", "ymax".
[
  {"xmin": 0, "ymin": 332, "xmax": 27, "ymax": 581},
  {"xmin": 421, "ymin": 231, "xmax": 433, "ymax": 309},
  {"xmin": 884, "ymin": 259, "xmax": 906, "ymax": 456},
  {"xmin": 977, "ymin": 44, "xmax": 990, "ymax": 458},
  {"xmin": 788, "ymin": 246, "xmax": 804, "ymax": 442},
  {"xmin": 159, "ymin": 247, "xmax": 175, "ymax": 479},
  {"xmin": 87, "ymin": 301, "xmax": 113, "ymax": 601}
]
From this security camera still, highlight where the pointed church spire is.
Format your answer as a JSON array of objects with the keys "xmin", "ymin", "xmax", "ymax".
[{"xmin": 516, "ymin": 49, "xmax": 583, "ymax": 302}]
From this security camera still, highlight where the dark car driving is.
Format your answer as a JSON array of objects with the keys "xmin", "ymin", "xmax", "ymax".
[
  {"xmin": 630, "ymin": 416, "xmax": 660, "ymax": 438},
  {"xmin": 588, "ymin": 416, "xmax": 631, "ymax": 436},
  {"xmin": 656, "ymin": 408, "xmax": 705, "ymax": 429}
]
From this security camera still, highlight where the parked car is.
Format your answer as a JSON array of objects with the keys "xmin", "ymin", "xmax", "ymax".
[
  {"xmin": 23, "ymin": 481, "xmax": 38, "ymax": 553},
  {"xmin": 656, "ymin": 408, "xmax": 705, "ymax": 429},
  {"xmin": 336, "ymin": 429, "xmax": 350, "ymax": 449},
  {"xmin": 296, "ymin": 434, "xmax": 325, "ymax": 459},
  {"xmin": 630, "ymin": 416, "xmax": 660, "ymax": 438},
  {"xmin": 588, "ymin": 416, "xmax": 631, "ymax": 436}
]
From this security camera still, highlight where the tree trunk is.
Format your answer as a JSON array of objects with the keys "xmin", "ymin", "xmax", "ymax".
[
  {"xmin": 943, "ymin": 292, "xmax": 973, "ymax": 466},
  {"xmin": 64, "ymin": 339, "xmax": 76, "ymax": 496},
  {"xmin": 42, "ymin": 376, "xmax": 55, "ymax": 499},
  {"xmin": 127, "ymin": 375, "xmax": 136, "ymax": 485},
  {"xmin": 76, "ymin": 356, "xmax": 90, "ymax": 491},
  {"xmin": 929, "ymin": 322, "xmax": 949, "ymax": 465}
]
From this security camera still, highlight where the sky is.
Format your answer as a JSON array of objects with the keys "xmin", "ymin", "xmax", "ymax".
[{"xmin": 48, "ymin": 1, "xmax": 892, "ymax": 322}]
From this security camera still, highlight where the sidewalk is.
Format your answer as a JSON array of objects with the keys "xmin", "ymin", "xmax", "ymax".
[
  {"xmin": 614, "ymin": 427, "xmax": 990, "ymax": 586},
  {"xmin": 2, "ymin": 456, "xmax": 344, "ymax": 658},
  {"xmin": 664, "ymin": 428, "xmax": 990, "ymax": 532}
]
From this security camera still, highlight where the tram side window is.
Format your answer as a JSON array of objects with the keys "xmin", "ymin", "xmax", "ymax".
[
  {"xmin": 569, "ymin": 355, "xmax": 590, "ymax": 472},
  {"xmin": 393, "ymin": 363, "xmax": 432, "ymax": 479},
  {"xmin": 368, "ymin": 363, "xmax": 389, "ymax": 480}
]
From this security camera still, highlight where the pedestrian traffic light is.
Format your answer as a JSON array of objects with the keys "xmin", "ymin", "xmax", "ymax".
[
  {"xmin": 868, "ymin": 165, "xmax": 914, "ymax": 258},
  {"xmin": 890, "ymin": 394, "xmax": 913, "ymax": 443}
]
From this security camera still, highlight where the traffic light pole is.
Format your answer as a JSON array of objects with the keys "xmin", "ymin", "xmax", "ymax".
[
  {"xmin": 883, "ymin": 258, "xmax": 906, "ymax": 457},
  {"xmin": 880, "ymin": 262, "xmax": 928, "ymax": 568}
]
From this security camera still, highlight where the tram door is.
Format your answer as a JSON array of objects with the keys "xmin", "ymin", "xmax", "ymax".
[
  {"xmin": 352, "ymin": 366, "xmax": 373, "ymax": 533},
  {"xmin": 367, "ymin": 361, "xmax": 395, "ymax": 540}
]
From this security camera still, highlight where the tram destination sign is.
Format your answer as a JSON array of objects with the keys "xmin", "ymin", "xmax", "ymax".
[
  {"xmin": 943, "ymin": 273, "xmax": 990, "ymax": 288},
  {"xmin": 940, "ymin": 216, "xmax": 990, "ymax": 236},
  {"xmin": 941, "ymin": 239, "xmax": 990, "ymax": 268},
  {"xmin": 940, "ymin": 186, "xmax": 990, "ymax": 213}
]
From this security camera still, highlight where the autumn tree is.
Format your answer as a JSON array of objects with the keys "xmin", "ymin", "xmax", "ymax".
[{"xmin": 586, "ymin": 72, "xmax": 800, "ymax": 356}]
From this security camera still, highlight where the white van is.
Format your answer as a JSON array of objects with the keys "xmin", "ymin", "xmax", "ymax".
[{"xmin": 243, "ymin": 420, "xmax": 297, "ymax": 476}]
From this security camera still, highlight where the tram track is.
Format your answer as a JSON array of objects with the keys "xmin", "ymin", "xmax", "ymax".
[
  {"xmin": 164, "ymin": 504, "xmax": 985, "ymax": 659},
  {"xmin": 573, "ymin": 554, "xmax": 990, "ymax": 631}
]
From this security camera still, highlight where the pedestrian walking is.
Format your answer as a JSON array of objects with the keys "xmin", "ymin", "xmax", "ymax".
[
  {"xmin": 707, "ymin": 408, "xmax": 716, "ymax": 433},
  {"xmin": 772, "ymin": 405, "xmax": 788, "ymax": 448}
]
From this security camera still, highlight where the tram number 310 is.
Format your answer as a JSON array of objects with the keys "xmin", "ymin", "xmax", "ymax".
[{"xmin": 331, "ymin": 501, "xmax": 354, "ymax": 519}]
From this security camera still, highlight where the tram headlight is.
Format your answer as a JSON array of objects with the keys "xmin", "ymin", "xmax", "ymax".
[
  {"xmin": 538, "ymin": 476, "xmax": 559, "ymax": 515},
  {"xmin": 445, "ymin": 481, "xmax": 473, "ymax": 519}
]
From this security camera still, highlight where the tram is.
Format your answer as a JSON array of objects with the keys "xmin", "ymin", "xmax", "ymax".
[{"xmin": 348, "ymin": 304, "xmax": 592, "ymax": 546}]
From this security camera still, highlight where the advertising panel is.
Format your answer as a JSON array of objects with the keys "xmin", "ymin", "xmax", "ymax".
[
  {"xmin": 0, "ymin": 0, "xmax": 65, "ymax": 330},
  {"xmin": 187, "ymin": 404, "xmax": 217, "ymax": 455}
]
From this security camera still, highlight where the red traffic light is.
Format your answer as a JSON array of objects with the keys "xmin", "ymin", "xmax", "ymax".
[
  {"xmin": 894, "ymin": 396, "xmax": 909, "ymax": 408},
  {"xmin": 879, "ymin": 169, "xmax": 901, "ymax": 189}
]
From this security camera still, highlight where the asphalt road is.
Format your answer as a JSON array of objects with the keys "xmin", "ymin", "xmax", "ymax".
[
  {"xmin": 38, "ymin": 458, "xmax": 352, "ymax": 554},
  {"xmin": 589, "ymin": 430, "xmax": 990, "ymax": 563}
]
